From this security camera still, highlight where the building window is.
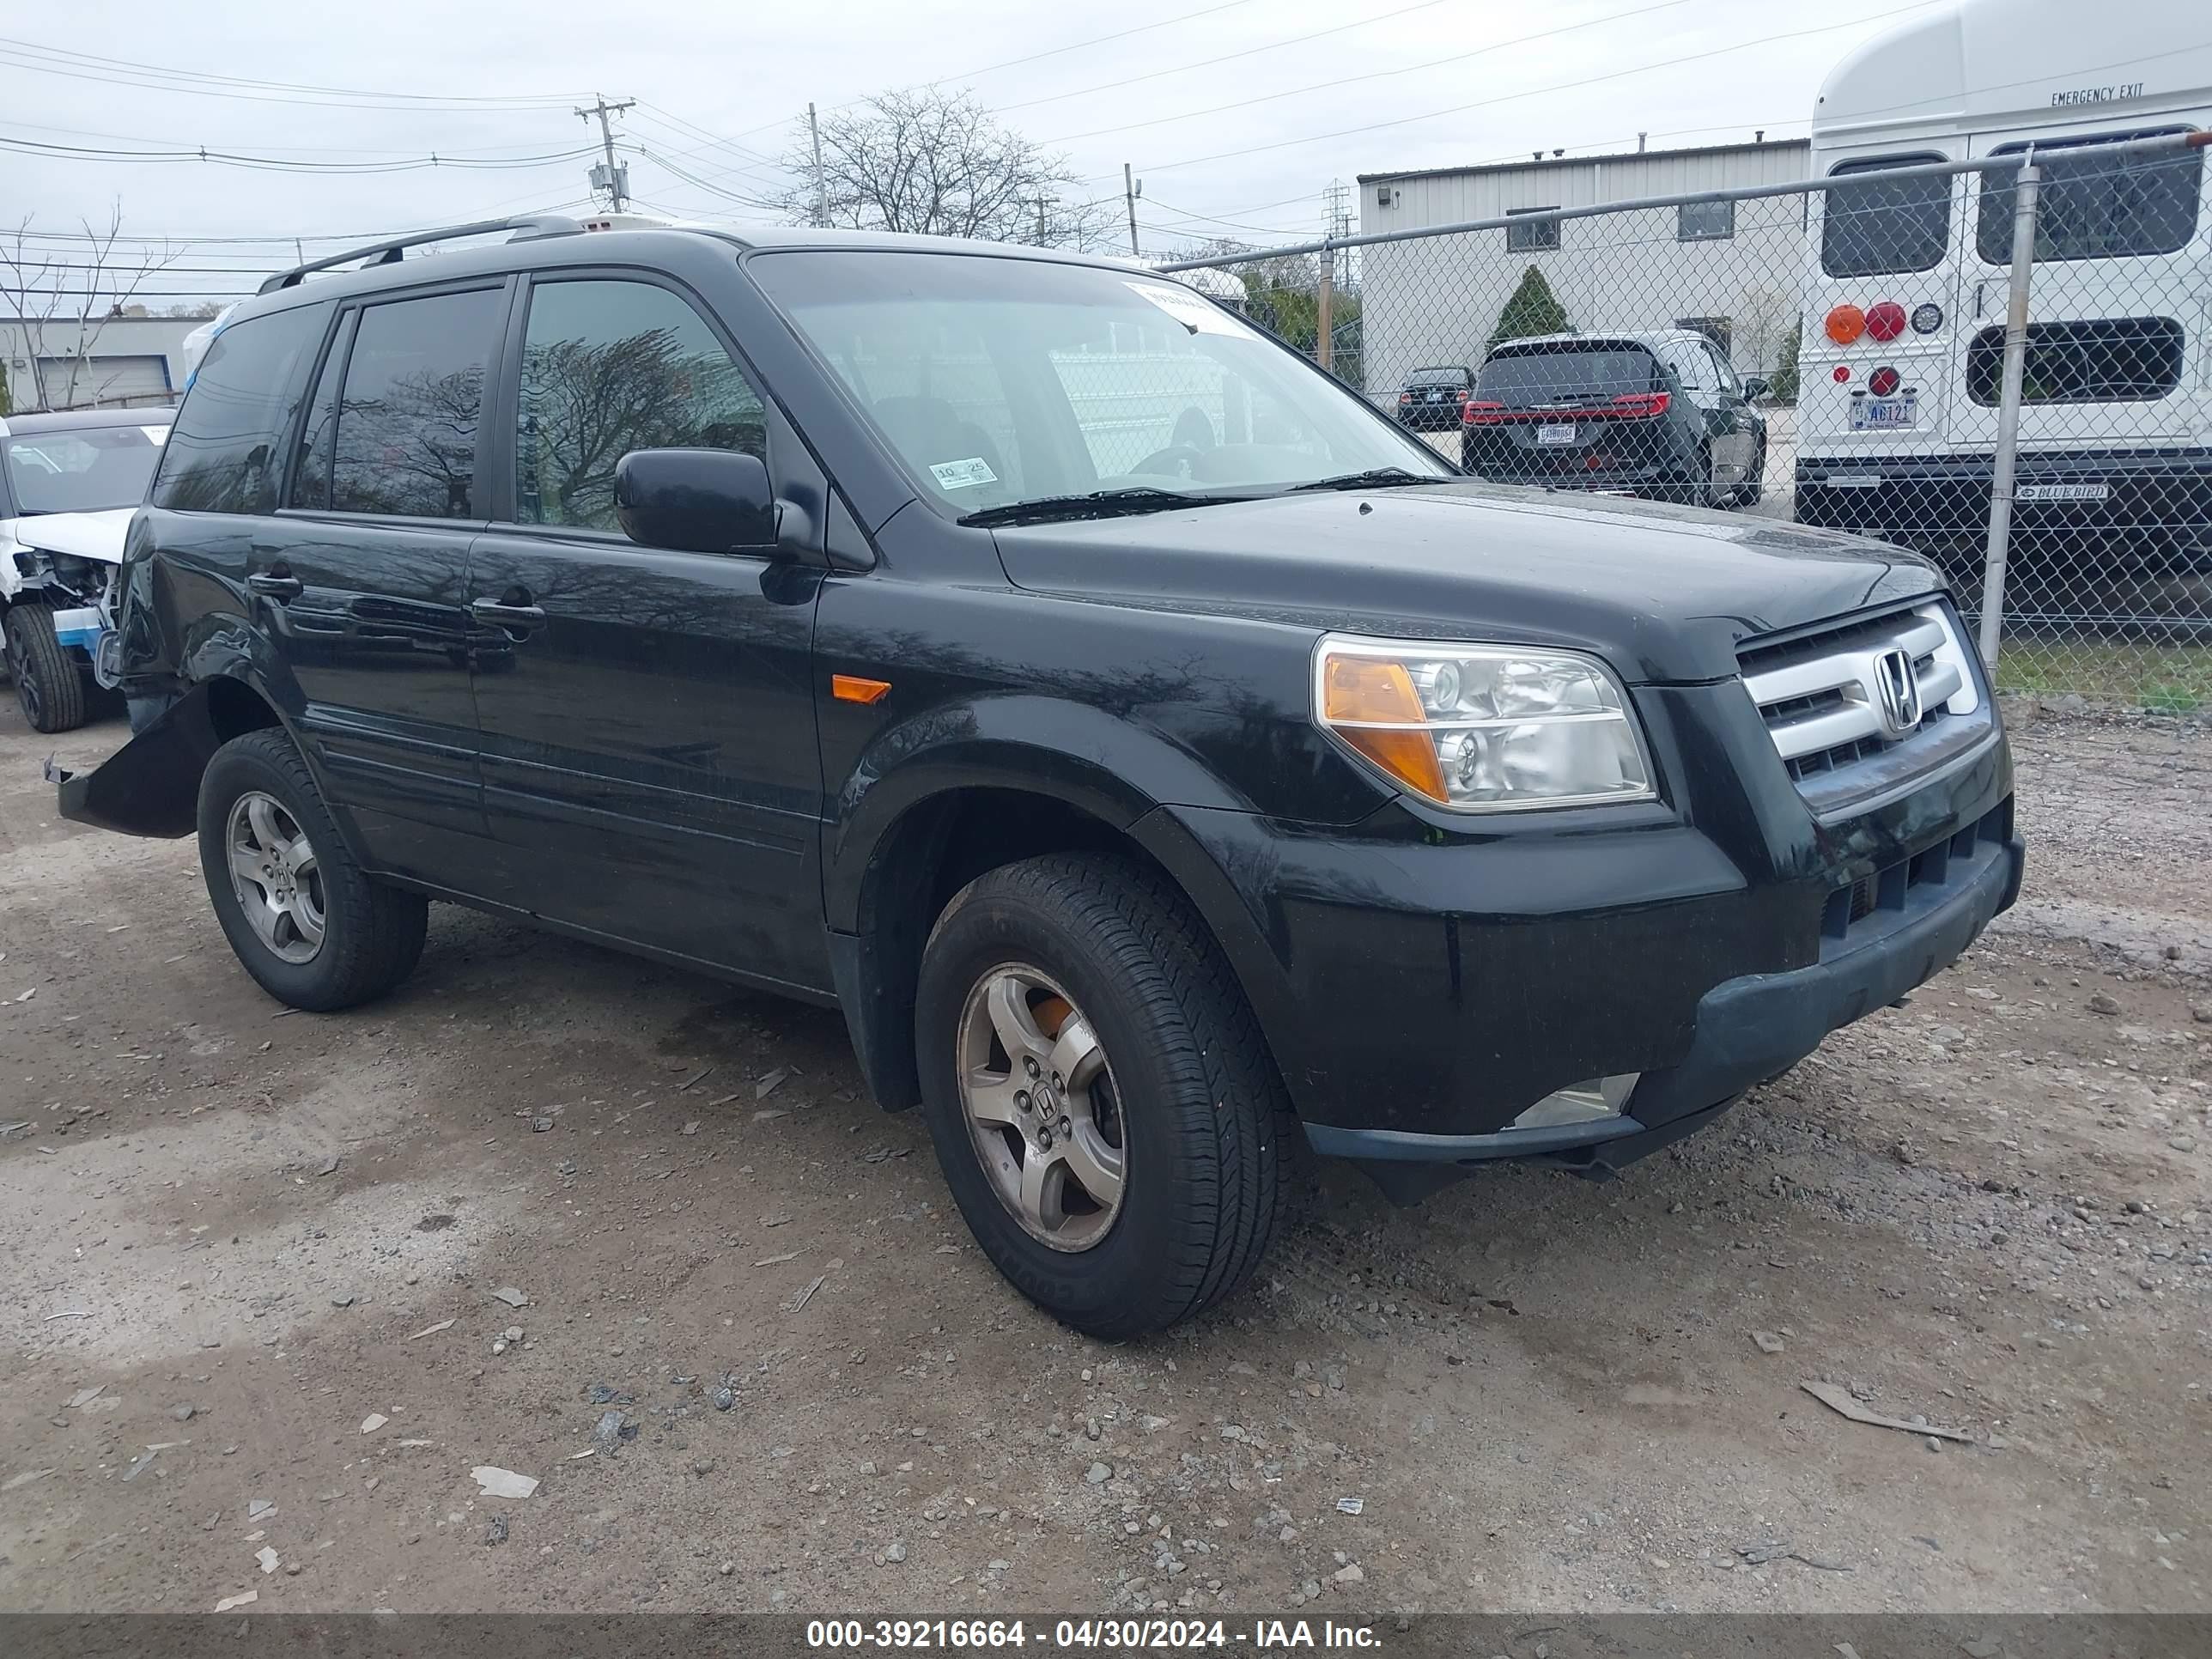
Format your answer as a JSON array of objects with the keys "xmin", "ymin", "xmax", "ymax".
[
  {"xmin": 1677, "ymin": 198, "xmax": 1735, "ymax": 241},
  {"xmin": 1506, "ymin": 208, "xmax": 1560, "ymax": 252},
  {"xmin": 1676, "ymin": 317, "xmax": 1733, "ymax": 354}
]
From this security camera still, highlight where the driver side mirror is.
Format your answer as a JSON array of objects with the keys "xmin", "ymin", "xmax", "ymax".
[
  {"xmin": 615, "ymin": 449, "xmax": 779, "ymax": 555},
  {"xmin": 1741, "ymin": 376, "xmax": 1771, "ymax": 402}
]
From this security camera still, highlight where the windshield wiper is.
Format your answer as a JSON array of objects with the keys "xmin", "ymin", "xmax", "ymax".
[
  {"xmin": 1285, "ymin": 467, "xmax": 1457, "ymax": 493},
  {"xmin": 958, "ymin": 486, "xmax": 1247, "ymax": 528}
]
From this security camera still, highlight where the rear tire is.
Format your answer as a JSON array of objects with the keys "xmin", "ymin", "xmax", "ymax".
[
  {"xmin": 915, "ymin": 854, "xmax": 1295, "ymax": 1339},
  {"xmin": 4, "ymin": 601, "xmax": 88, "ymax": 733},
  {"xmin": 197, "ymin": 727, "xmax": 428, "ymax": 1011},
  {"xmin": 1733, "ymin": 436, "xmax": 1768, "ymax": 508}
]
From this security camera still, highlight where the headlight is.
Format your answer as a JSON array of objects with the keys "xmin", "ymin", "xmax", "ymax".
[{"xmin": 1313, "ymin": 635, "xmax": 1654, "ymax": 811}]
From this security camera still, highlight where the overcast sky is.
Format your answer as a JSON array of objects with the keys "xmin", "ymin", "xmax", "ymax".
[{"xmin": 3, "ymin": 0, "xmax": 1941, "ymax": 305}]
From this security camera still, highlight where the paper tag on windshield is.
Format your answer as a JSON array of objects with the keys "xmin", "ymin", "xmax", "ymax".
[
  {"xmin": 1125, "ymin": 280, "xmax": 1249, "ymax": 337},
  {"xmin": 928, "ymin": 457, "xmax": 997, "ymax": 491}
]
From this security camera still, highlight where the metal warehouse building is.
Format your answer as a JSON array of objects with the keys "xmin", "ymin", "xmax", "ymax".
[
  {"xmin": 1, "ymin": 313, "xmax": 198, "ymax": 413},
  {"xmin": 1356, "ymin": 138, "xmax": 1811, "ymax": 398}
]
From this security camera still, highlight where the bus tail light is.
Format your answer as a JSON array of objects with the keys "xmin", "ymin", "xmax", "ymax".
[
  {"xmin": 1869, "ymin": 366, "xmax": 1902, "ymax": 397},
  {"xmin": 1866, "ymin": 301, "xmax": 1908, "ymax": 343},
  {"xmin": 1825, "ymin": 304, "xmax": 1867, "ymax": 344}
]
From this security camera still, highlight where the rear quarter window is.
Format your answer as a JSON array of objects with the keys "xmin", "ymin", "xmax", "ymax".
[
  {"xmin": 1822, "ymin": 154, "xmax": 1951, "ymax": 279},
  {"xmin": 149, "ymin": 304, "xmax": 330, "ymax": 514}
]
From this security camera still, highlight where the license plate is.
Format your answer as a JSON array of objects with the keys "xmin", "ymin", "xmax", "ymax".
[
  {"xmin": 1849, "ymin": 393, "xmax": 1917, "ymax": 431},
  {"xmin": 2015, "ymin": 481, "xmax": 2109, "ymax": 502},
  {"xmin": 1535, "ymin": 422, "xmax": 1577, "ymax": 446}
]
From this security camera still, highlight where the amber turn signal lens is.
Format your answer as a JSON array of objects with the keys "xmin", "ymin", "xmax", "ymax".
[
  {"xmin": 1319, "ymin": 656, "xmax": 1448, "ymax": 803},
  {"xmin": 831, "ymin": 674, "xmax": 892, "ymax": 705},
  {"xmin": 1824, "ymin": 304, "xmax": 1867, "ymax": 345}
]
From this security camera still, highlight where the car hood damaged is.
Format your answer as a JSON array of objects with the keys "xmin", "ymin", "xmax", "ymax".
[
  {"xmin": 991, "ymin": 481, "xmax": 1942, "ymax": 684},
  {"xmin": 3, "ymin": 507, "xmax": 136, "ymax": 566}
]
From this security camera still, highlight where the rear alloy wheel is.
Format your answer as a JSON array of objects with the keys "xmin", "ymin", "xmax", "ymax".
[
  {"xmin": 4, "ymin": 601, "xmax": 88, "ymax": 733},
  {"xmin": 916, "ymin": 854, "xmax": 1294, "ymax": 1338},
  {"xmin": 198, "ymin": 727, "xmax": 428, "ymax": 1011}
]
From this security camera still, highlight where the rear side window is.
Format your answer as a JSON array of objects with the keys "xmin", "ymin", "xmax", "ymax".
[
  {"xmin": 330, "ymin": 289, "xmax": 504, "ymax": 520},
  {"xmin": 1978, "ymin": 133, "xmax": 2202, "ymax": 264},
  {"xmin": 513, "ymin": 278, "xmax": 767, "ymax": 532},
  {"xmin": 149, "ymin": 305, "xmax": 326, "ymax": 514},
  {"xmin": 1822, "ymin": 155, "xmax": 1951, "ymax": 278},
  {"xmin": 1966, "ymin": 317, "xmax": 2185, "ymax": 404},
  {"xmin": 1476, "ymin": 347, "xmax": 1661, "ymax": 402}
]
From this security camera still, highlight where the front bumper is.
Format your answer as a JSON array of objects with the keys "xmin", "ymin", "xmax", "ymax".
[
  {"xmin": 1146, "ymin": 679, "xmax": 2019, "ymax": 1200},
  {"xmin": 1307, "ymin": 807, "xmax": 2021, "ymax": 1197}
]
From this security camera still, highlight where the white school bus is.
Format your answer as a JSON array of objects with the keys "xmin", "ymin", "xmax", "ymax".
[{"xmin": 1793, "ymin": 0, "xmax": 2212, "ymax": 584}]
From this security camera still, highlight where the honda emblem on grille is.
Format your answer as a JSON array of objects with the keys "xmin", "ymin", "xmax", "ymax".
[{"xmin": 1872, "ymin": 647, "xmax": 1923, "ymax": 738}]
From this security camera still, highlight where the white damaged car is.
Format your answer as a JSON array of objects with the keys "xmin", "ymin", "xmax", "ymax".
[{"xmin": 1, "ymin": 407, "xmax": 173, "ymax": 732}]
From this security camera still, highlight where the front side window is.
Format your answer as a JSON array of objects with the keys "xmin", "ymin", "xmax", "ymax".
[
  {"xmin": 1506, "ymin": 208, "xmax": 1561, "ymax": 252},
  {"xmin": 149, "ymin": 304, "xmax": 327, "ymax": 514},
  {"xmin": 1677, "ymin": 199, "xmax": 1735, "ymax": 242},
  {"xmin": 514, "ymin": 279, "xmax": 768, "ymax": 532},
  {"xmin": 1978, "ymin": 132, "xmax": 2202, "ymax": 264},
  {"xmin": 3, "ymin": 422, "xmax": 167, "ymax": 515},
  {"xmin": 330, "ymin": 289, "xmax": 503, "ymax": 520},
  {"xmin": 749, "ymin": 252, "xmax": 1450, "ymax": 515},
  {"xmin": 1822, "ymin": 155, "xmax": 1950, "ymax": 278}
]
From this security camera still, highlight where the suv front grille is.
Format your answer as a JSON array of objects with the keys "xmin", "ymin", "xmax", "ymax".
[{"xmin": 1738, "ymin": 600, "xmax": 1995, "ymax": 815}]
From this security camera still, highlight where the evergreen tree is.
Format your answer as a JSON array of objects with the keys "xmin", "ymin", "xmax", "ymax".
[{"xmin": 1486, "ymin": 265, "xmax": 1570, "ymax": 354}]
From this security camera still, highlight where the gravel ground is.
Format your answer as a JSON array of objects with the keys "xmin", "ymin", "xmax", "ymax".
[{"xmin": 0, "ymin": 698, "xmax": 2205, "ymax": 1616}]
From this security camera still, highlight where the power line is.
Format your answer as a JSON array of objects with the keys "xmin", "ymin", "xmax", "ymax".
[
  {"xmin": 0, "ymin": 133, "xmax": 608, "ymax": 173},
  {"xmin": 1, "ymin": 116, "xmax": 614, "ymax": 163},
  {"xmin": 1039, "ymin": 0, "xmax": 1698, "ymax": 144},
  {"xmin": 995, "ymin": 0, "xmax": 1455, "ymax": 115},
  {"xmin": 1125, "ymin": 2, "xmax": 1944, "ymax": 176},
  {"xmin": 0, "ymin": 35, "xmax": 582, "ymax": 111}
]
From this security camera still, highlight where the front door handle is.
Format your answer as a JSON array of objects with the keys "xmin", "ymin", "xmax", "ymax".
[
  {"xmin": 247, "ymin": 571, "xmax": 302, "ymax": 600},
  {"xmin": 470, "ymin": 598, "xmax": 546, "ymax": 626}
]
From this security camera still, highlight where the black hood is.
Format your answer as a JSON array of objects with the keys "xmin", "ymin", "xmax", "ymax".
[{"xmin": 990, "ymin": 481, "xmax": 1941, "ymax": 684}]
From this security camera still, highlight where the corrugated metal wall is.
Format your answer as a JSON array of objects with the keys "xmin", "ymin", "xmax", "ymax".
[{"xmin": 1356, "ymin": 143, "xmax": 1814, "ymax": 397}]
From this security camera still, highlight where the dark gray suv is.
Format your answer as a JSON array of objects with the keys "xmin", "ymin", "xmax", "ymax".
[{"xmin": 1461, "ymin": 329, "xmax": 1769, "ymax": 507}]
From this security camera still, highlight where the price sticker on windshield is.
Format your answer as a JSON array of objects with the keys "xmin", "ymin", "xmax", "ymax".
[{"xmin": 1125, "ymin": 281, "xmax": 1255, "ymax": 337}]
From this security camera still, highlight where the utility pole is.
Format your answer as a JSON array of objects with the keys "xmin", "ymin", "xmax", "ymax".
[
  {"xmin": 1036, "ymin": 193, "xmax": 1049, "ymax": 246},
  {"xmin": 808, "ymin": 103, "xmax": 827, "ymax": 228},
  {"xmin": 575, "ymin": 94, "xmax": 636, "ymax": 212},
  {"xmin": 1124, "ymin": 163, "xmax": 1141, "ymax": 258}
]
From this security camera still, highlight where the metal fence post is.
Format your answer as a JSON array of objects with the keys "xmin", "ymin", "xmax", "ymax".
[
  {"xmin": 1316, "ymin": 243, "xmax": 1334, "ymax": 374},
  {"xmin": 1978, "ymin": 155, "xmax": 2040, "ymax": 669}
]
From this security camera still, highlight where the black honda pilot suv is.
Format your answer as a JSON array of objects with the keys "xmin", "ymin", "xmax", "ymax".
[{"xmin": 55, "ymin": 216, "xmax": 2022, "ymax": 1338}]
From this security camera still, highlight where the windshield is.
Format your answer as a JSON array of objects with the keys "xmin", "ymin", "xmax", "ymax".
[
  {"xmin": 748, "ymin": 250, "xmax": 1452, "ymax": 514},
  {"xmin": 1476, "ymin": 347, "xmax": 1662, "ymax": 404},
  {"xmin": 3, "ymin": 422, "xmax": 168, "ymax": 515}
]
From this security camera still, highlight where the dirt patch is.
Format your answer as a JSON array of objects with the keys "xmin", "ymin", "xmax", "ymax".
[{"xmin": 0, "ymin": 701, "xmax": 2204, "ymax": 1615}]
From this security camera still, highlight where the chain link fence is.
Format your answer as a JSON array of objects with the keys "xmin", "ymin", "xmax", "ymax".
[{"xmin": 1161, "ymin": 136, "xmax": 2212, "ymax": 715}]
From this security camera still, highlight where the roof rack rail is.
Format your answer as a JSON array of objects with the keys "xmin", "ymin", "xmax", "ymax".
[{"xmin": 256, "ymin": 214, "xmax": 584, "ymax": 295}]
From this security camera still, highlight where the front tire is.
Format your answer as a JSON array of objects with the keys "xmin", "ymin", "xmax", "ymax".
[
  {"xmin": 197, "ymin": 728, "xmax": 428, "ymax": 1011},
  {"xmin": 915, "ymin": 854, "xmax": 1294, "ymax": 1339},
  {"xmin": 4, "ymin": 601, "xmax": 88, "ymax": 733}
]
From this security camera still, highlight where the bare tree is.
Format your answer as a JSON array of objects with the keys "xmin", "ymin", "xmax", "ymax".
[
  {"xmin": 0, "ymin": 207, "xmax": 178, "ymax": 413},
  {"xmin": 767, "ymin": 88, "xmax": 1114, "ymax": 250}
]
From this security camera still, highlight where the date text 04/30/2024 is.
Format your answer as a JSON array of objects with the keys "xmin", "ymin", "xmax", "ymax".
[{"xmin": 805, "ymin": 1619, "xmax": 1383, "ymax": 1650}]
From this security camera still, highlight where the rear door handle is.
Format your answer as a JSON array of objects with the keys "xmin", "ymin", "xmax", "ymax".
[
  {"xmin": 247, "ymin": 572, "xmax": 302, "ymax": 600},
  {"xmin": 470, "ymin": 598, "xmax": 546, "ymax": 626}
]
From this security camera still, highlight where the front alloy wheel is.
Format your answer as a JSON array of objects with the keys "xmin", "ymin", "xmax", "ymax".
[
  {"xmin": 225, "ymin": 790, "xmax": 325, "ymax": 963},
  {"xmin": 957, "ymin": 964, "xmax": 1127, "ymax": 1252}
]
